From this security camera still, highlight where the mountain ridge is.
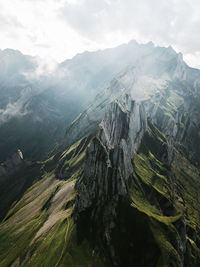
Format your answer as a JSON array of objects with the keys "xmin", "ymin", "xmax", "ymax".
[{"xmin": 0, "ymin": 42, "xmax": 200, "ymax": 266}]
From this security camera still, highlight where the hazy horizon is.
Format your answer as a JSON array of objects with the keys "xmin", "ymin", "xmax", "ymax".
[{"xmin": 1, "ymin": 0, "xmax": 200, "ymax": 68}]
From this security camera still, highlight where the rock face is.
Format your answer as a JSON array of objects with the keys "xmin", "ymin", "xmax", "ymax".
[
  {"xmin": 63, "ymin": 44, "xmax": 199, "ymax": 148},
  {"xmin": 75, "ymin": 96, "xmax": 146, "ymax": 212},
  {"xmin": 0, "ymin": 149, "xmax": 24, "ymax": 181}
]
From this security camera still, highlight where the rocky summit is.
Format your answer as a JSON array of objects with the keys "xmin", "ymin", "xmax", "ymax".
[{"xmin": 0, "ymin": 42, "xmax": 200, "ymax": 267}]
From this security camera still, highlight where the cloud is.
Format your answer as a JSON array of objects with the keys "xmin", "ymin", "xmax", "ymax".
[
  {"xmin": 23, "ymin": 56, "xmax": 58, "ymax": 79},
  {"xmin": 0, "ymin": 13, "xmax": 23, "ymax": 30},
  {"xmin": 0, "ymin": 88, "xmax": 31, "ymax": 124},
  {"xmin": 60, "ymin": 0, "xmax": 200, "ymax": 67},
  {"xmin": 0, "ymin": 0, "xmax": 200, "ymax": 68}
]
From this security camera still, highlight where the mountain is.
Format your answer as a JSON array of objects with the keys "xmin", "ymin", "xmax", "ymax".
[
  {"xmin": 0, "ymin": 42, "xmax": 200, "ymax": 267},
  {"xmin": 0, "ymin": 40, "xmax": 157, "ymax": 162}
]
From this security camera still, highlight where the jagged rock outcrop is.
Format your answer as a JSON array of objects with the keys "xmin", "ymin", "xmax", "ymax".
[
  {"xmin": 63, "ymin": 43, "xmax": 200, "ymax": 150},
  {"xmin": 0, "ymin": 149, "xmax": 24, "ymax": 180},
  {"xmin": 75, "ymin": 95, "xmax": 147, "ymax": 212}
]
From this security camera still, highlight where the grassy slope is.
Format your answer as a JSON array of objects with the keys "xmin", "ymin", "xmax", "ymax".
[
  {"xmin": 0, "ymin": 137, "xmax": 110, "ymax": 267},
  {"xmin": 130, "ymin": 123, "xmax": 200, "ymax": 267}
]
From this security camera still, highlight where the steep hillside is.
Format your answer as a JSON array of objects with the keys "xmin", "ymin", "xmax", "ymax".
[{"xmin": 0, "ymin": 44, "xmax": 200, "ymax": 267}]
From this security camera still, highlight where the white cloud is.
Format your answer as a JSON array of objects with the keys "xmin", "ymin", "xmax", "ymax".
[
  {"xmin": 0, "ymin": 0, "xmax": 200, "ymax": 68},
  {"xmin": 0, "ymin": 87, "xmax": 31, "ymax": 124}
]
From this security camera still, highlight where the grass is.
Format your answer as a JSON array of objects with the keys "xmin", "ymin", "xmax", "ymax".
[
  {"xmin": 0, "ymin": 211, "xmax": 47, "ymax": 266},
  {"xmin": 129, "ymin": 122, "xmax": 200, "ymax": 266},
  {"xmin": 28, "ymin": 217, "xmax": 108, "ymax": 267},
  {"xmin": 172, "ymin": 151, "xmax": 200, "ymax": 232},
  {"xmin": 0, "ymin": 136, "xmax": 109, "ymax": 267}
]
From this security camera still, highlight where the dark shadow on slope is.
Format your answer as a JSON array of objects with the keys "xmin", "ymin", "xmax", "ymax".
[
  {"xmin": 0, "ymin": 162, "xmax": 43, "ymax": 222},
  {"xmin": 75, "ymin": 198, "xmax": 161, "ymax": 267}
]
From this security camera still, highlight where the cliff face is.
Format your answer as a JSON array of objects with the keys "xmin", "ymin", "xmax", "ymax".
[
  {"xmin": 0, "ymin": 44, "xmax": 200, "ymax": 267},
  {"xmin": 0, "ymin": 149, "xmax": 24, "ymax": 180},
  {"xmin": 74, "ymin": 97, "xmax": 146, "ymax": 218}
]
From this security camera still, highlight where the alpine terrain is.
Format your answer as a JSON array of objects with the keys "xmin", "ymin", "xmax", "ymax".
[{"xmin": 0, "ymin": 41, "xmax": 200, "ymax": 267}]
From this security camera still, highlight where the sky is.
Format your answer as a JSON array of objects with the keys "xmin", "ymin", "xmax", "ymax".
[{"xmin": 0, "ymin": 0, "xmax": 200, "ymax": 68}]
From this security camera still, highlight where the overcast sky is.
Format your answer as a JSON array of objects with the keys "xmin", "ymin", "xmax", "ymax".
[{"xmin": 0, "ymin": 0, "xmax": 200, "ymax": 68}]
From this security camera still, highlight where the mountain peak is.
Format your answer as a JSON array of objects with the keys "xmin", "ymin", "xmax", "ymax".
[
  {"xmin": 146, "ymin": 41, "xmax": 155, "ymax": 47},
  {"xmin": 167, "ymin": 45, "xmax": 176, "ymax": 52},
  {"xmin": 0, "ymin": 48, "xmax": 23, "ymax": 57}
]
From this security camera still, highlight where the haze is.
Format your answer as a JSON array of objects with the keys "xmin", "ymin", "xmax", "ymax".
[{"xmin": 0, "ymin": 0, "xmax": 200, "ymax": 68}]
